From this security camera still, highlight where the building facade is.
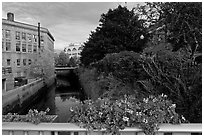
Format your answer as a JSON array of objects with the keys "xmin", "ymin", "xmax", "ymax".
[
  {"xmin": 64, "ymin": 43, "xmax": 83, "ymax": 58},
  {"xmin": 2, "ymin": 13, "xmax": 55, "ymax": 92}
]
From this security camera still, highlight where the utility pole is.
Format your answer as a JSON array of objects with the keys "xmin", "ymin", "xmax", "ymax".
[
  {"xmin": 38, "ymin": 22, "xmax": 44, "ymax": 79},
  {"xmin": 38, "ymin": 22, "xmax": 41, "ymax": 49}
]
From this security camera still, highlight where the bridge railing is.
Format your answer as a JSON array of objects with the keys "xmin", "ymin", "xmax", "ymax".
[
  {"xmin": 55, "ymin": 66, "xmax": 78, "ymax": 70},
  {"xmin": 2, "ymin": 122, "xmax": 202, "ymax": 135}
]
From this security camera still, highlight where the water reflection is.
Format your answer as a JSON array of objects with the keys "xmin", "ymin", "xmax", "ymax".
[{"xmin": 19, "ymin": 83, "xmax": 82, "ymax": 123}]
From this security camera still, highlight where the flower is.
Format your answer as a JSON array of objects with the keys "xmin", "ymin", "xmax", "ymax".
[
  {"xmin": 126, "ymin": 109, "xmax": 133, "ymax": 114},
  {"xmin": 122, "ymin": 116, "xmax": 129, "ymax": 122},
  {"xmin": 143, "ymin": 98, "xmax": 149, "ymax": 103},
  {"xmin": 70, "ymin": 107, "xmax": 74, "ymax": 112}
]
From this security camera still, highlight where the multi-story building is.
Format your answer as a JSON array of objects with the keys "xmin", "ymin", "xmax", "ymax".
[
  {"xmin": 64, "ymin": 43, "xmax": 83, "ymax": 58},
  {"xmin": 2, "ymin": 12, "xmax": 55, "ymax": 92}
]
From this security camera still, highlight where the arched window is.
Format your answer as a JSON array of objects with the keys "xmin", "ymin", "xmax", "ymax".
[
  {"xmin": 67, "ymin": 48, "xmax": 71, "ymax": 52},
  {"xmin": 72, "ymin": 48, "xmax": 76, "ymax": 51},
  {"xmin": 78, "ymin": 47, "xmax": 82, "ymax": 50}
]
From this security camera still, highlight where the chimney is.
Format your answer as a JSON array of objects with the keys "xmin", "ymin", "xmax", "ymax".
[{"xmin": 7, "ymin": 12, "xmax": 14, "ymax": 21}]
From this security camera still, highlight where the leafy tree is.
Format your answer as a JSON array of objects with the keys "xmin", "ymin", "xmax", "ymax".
[
  {"xmin": 140, "ymin": 45, "xmax": 202, "ymax": 123},
  {"xmin": 138, "ymin": 2, "xmax": 202, "ymax": 57},
  {"xmin": 55, "ymin": 51, "xmax": 69, "ymax": 66},
  {"xmin": 94, "ymin": 51, "xmax": 145, "ymax": 84},
  {"xmin": 68, "ymin": 56, "xmax": 78, "ymax": 67},
  {"xmin": 81, "ymin": 5, "xmax": 149, "ymax": 66}
]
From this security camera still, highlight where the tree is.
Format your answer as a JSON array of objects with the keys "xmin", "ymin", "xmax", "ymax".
[
  {"xmin": 140, "ymin": 45, "xmax": 202, "ymax": 123},
  {"xmin": 81, "ymin": 5, "xmax": 149, "ymax": 66},
  {"xmin": 138, "ymin": 2, "xmax": 202, "ymax": 57},
  {"xmin": 55, "ymin": 51, "xmax": 69, "ymax": 66},
  {"xmin": 68, "ymin": 56, "xmax": 78, "ymax": 67}
]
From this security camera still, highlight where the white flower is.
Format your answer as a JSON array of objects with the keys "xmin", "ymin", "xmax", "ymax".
[
  {"xmin": 70, "ymin": 107, "xmax": 74, "ymax": 112},
  {"xmin": 126, "ymin": 109, "xmax": 133, "ymax": 114},
  {"xmin": 123, "ymin": 116, "xmax": 129, "ymax": 122},
  {"xmin": 171, "ymin": 104, "xmax": 176, "ymax": 108},
  {"xmin": 143, "ymin": 118, "xmax": 148, "ymax": 123},
  {"xmin": 143, "ymin": 98, "xmax": 148, "ymax": 103},
  {"xmin": 153, "ymin": 98, "xmax": 157, "ymax": 102},
  {"xmin": 181, "ymin": 115, "xmax": 186, "ymax": 120}
]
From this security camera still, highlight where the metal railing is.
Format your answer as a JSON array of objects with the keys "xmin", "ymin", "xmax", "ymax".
[{"xmin": 2, "ymin": 122, "xmax": 202, "ymax": 135}]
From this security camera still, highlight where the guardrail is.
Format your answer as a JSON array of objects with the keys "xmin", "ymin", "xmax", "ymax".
[{"xmin": 2, "ymin": 122, "xmax": 202, "ymax": 135}]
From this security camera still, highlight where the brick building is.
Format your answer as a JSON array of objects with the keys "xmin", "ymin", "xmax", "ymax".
[{"xmin": 2, "ymin": 13, "xmax": 55, "ymax": 92}]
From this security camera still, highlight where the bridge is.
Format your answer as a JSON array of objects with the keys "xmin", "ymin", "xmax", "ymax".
[{"xmin": 55, "ymin": 66, "xmax": 78, "ymax": 71}]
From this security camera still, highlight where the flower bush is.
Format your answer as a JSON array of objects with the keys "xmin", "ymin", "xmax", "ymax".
[
  {"xmin": 2, "ymin": 108, "xmax": 55, "ymax": 124},
  {"xmin": 69, "ymin": 94, "xmax": 188, "ymax": 135}
]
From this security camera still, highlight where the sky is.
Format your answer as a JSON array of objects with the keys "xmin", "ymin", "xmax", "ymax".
[{"xmin": 2, "ymin": 2, "xmax": 143, "ymax": 50}]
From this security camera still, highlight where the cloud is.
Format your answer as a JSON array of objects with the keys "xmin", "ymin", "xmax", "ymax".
[{"xmin": 2, "ymin": 2, "xmax": 143, "ymax": 50}]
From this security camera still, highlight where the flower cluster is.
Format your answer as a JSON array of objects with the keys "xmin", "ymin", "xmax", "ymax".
[
  {"xmin": 3, "ymin": 108, "xmax": 53, "ymax": 124},
  {"xmin": 69, "ymin": 94, "xmax": 188, "ymax": 135}
]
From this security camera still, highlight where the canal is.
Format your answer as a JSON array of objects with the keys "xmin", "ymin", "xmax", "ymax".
[{"xmin": 17, "ymin": 70, "xmax": 85, "ymax": 123}]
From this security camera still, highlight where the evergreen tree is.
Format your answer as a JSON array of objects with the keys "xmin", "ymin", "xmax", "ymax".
[{"xmin": 81, "ymin": 5, "xmax": 148, "ymax": 66}]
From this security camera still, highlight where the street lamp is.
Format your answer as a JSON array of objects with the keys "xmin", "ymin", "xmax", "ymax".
[{"xmin": 140, "ymin": 34, "xmax": 144, "ymax": 39}]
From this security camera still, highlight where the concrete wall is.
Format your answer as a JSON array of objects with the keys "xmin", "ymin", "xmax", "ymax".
[{"xmin": 2, "ymin": 78, "xmax": 44, "ymax": 114}]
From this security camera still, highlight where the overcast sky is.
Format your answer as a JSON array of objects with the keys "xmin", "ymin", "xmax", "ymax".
[{"xmin": 2, "ymin": 2, "xmax": 142, "ymax": 50}]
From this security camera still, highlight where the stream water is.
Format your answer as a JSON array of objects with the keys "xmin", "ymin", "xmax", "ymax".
[{"xmin": 18, "ymin": 74, "xmax": 84, "ymax": 123}]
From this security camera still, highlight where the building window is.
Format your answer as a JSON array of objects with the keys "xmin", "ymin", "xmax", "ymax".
[
  {"xmin": 40, "ymin": 36, "xmax": 44, "ymax": 44},
  {"xmin": 28, "ymin": 43, "xmax": 32, "ymax": 53},
  {"xmin": 17, "ymin": 59, "xmax": 20, "ymax": 66},
  {"xmin": 16, "ymin": 41, "xmax": 21, "ymax": 52},
  {"xmin": 23, "ymin": 59, "xmax": 26, "ymax": 66},
  {"xmin": 2, "ymin": 41, "xmax": 4, "ymax": 51},
  {"xmin": 33, "ymin": 34, "xmax": 37, "ymax": 42},
  {"xmin": 2, "ymin": 79, "xmax": 6, "ymax": 91},
  {"xmin": 16, "ymin": 31, "xmax": 20, "ymax": 40},
  {"xmin": 33, "ymin": 44, "xmax": 37, "ymax": 53},
  {"xmin": 22, "ymin": 32, "xmax": 26, "ymax": 40},
  {"xmin": 28, "ymin": 33, "xmax": 32, "ymax": 42},
  {"xmin": 40, "ymin": 45, "xmax": 44, "ymax": 52},
  {"xmin": 67, "ymin": 49, "xmax": 71, "ymax": 52},
  {"xmin": 72, "ymin": 48, "xmax": 76, "ymax": 51},
  {"xmin": 22, "ymin": 43, "xmax": 26, "ymax": 52},
  {"xmin": 5, "ymin": 30, "xmax": 11, "ymax": 39},
  {"xmin": 2, "ymin": 29, "xmax": 4, "ymax": 39},
  {"xmin": 6, "ymin": 41, "xmax": 11, "ymax": 51},
  {"xmin": 28, "ymin": 59, "xmax": 32, "ymax": 65},
  {"xmin": 7, "ymin": 59, "xmax": 11, "ymax": 66}
]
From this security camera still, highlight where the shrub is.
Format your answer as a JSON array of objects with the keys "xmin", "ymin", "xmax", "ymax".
[
  {"xmin": 94, "ymin": 51, "xmax": 146, "ymax": 84},
  {"xmin": 69, "ymin": 94, "xmax": 188, "ymax": 135},
  {"xmin": 2, "ymin": 108, "xmax": 54, "ymax": 124},
  {"xmin": 141, "ymin": 46, "xmax": 202, "ymax": 123},
  {"xmin": 78, "ymin": 67, "xmax": 101, "ymax": 100}
]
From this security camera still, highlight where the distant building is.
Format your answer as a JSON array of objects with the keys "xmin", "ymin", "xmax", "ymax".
[
  {"xmin": 64, "ymin": 43, "xmax": 83, "ymax": 58},
  {"xmin": 2, "ymin": 12, "xmax": 55, "ymax": 92}
]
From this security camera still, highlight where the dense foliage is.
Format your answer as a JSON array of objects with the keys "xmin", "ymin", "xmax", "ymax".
[
  {"xmin": 70, "ymin": 94, "xmax": 187, "ymax": 135},
  {"xmin": 138, "ymin": 2, "xmax": 202, "ymax": 55},
  {"xmin": 141, "ymin": 46, "xmax": 202, "ymax": 122},
  {"xmin": 54, "ymin": 51, "xmax": 70, "ymax": 66},
  {"xmin": 54, "ymin": 51, "xmax": 79, "ymax": 67},
  {"xmin": 78, "ymin": 2, "xmax": 202, "ymax": 133},
  {"xmin": 2, "ymin": 108, "xmax": 55, "ymax": 124},
  {"xmin": 81, "ymin": 5, "xmax": 149, "ymax": 66},
  {"xmin": 79, "ymin": 45, "xmax": 202, "ymax": 122}
]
